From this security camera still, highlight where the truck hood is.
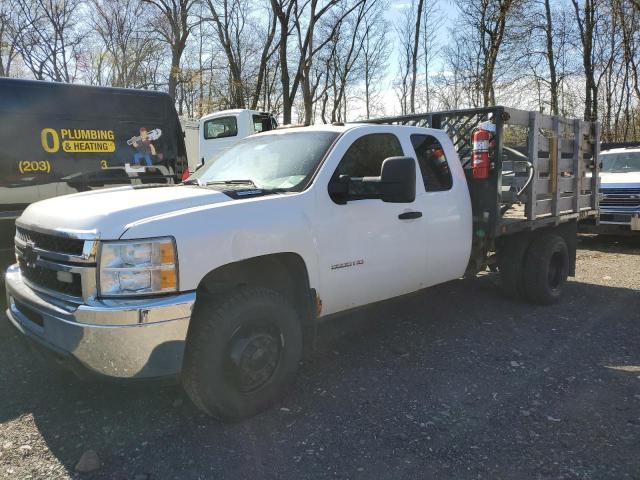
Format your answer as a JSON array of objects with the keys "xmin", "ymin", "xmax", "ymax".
[
  {"xmin": 600, "ymin": 171, "xmax": 640, "ymax": 188},
  {"xmin": 18, "ymin": 185, "xmax": 232, "ymax": 239}
]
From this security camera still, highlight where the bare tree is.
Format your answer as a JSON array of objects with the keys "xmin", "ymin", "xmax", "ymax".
[
  {"xmin": 270, "ymin": 0, "xmax": 365, "ymax": 125},
  {"xmin": 205, "ymin": 0, "xmax": 277, "ymax": 109},
  {"xmin": 14, "ymin": 0, "xmax": 86, "ymax": 82},
  {"xmin": 0, "ymin": 0, "xmax": 27, "ymax": 77},
  {"xmin": 142, "ymin": 0, "xmax": 198, "ymax": 99},
  {"xmin": 395, "ymin": 0, "xmax": 438, "ymax": 113},
  {"xmin": 520, "ymin": 0, "xmax": 577, "ymax": 115},
  {"xmin": 454, "ymin": 0, "xmax": 520, "ymax": 106},
  {"xmin": 409, "ymin": 0, "xmax": 424, "ymax": 112},
  {"xmin": 88, "ymin": 0, "xmax": 163, "ymax": 88},
  {"xmin": 395, "ymin": 5, "xmax": 413, "ymax": 114},
  {"xmin": 359, "ymin": 0, "xmax": 390, "ymax": 118},
  {"xmin": 543, "ymin": 0, "xmax": 559, "ymax": 114},
  {"xmin": 321, "ymin": 0, "xmax": 374, "ymax": 122},
  {"xmin": 418, "ymin": 0, "xmax": 441, "ymax": 111},
  {"xmin": 571, "ymin": 0, "xmax": 601, "ymax": 121}
]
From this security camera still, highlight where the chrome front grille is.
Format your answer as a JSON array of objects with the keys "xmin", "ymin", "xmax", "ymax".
[
  {"xmin": 600, "ymin": 188, "xmax": 640, "ymax": 208},
  {"xmin": 14, "ymin": 225, "xmax": 98, "ymax": 302},
  {"xmin": 600, "ymin": 197, "xmax": 640, "ymax": 207},
  {"xmin": 16, "ymin": 227, "xmax": 85, "ymax": 256},
  {"xmin": 18, "ymin": 257, "xmax": 83, "ymax": 297}
]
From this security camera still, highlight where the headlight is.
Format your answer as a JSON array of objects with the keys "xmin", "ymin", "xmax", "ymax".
[{"xmin": 98, "ymin": 237, "xmax": 177, "ymax": 297}]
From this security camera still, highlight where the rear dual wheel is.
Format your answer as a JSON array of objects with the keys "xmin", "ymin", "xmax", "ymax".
[
  {"xmin": 499, "ymin": 233, "xmax": 569, "ymax": 305},
  {"xmin": 523, "ymin": 234, "xmax": 569, "ymax": 305}
]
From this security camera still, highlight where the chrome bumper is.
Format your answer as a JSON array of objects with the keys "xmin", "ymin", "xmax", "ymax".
[{"xmin": 5, "ymin": 264, "xmax": 195, "ymax": 379}]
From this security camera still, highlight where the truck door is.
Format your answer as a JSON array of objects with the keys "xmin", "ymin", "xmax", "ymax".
[
  {"xmin": 315, "ymin": 131, "xmax": 429, "ymax": 315},
  {"xmin": 409, "ymin": 131, "xmax": 472, "ymax": 286},
  {"xmin": 200, "ymin": 115, "xmax": 239, "ymax": 163}
]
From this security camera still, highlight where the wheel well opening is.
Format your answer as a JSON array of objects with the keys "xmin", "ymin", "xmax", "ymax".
[{"xmin": 195, "ymin": 253, "xmax": 314, "ymax": 325}]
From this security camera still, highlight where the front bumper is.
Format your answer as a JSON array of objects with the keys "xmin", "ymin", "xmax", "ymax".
[
  {"xmin": 598, "ymin": 209, "xmax": 640, "ymax": 229},
  {"xmin": 5, "ymin": 264, "xmax": 195, "ymax": 379}
]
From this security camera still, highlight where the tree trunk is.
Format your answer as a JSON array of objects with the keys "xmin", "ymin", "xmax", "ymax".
[
  {"xmin": 410, "ymin": 0, "xmax": 425, "ymax": 113},
  {"xmin": 169, "ymin": 49, "xmax": 180, "ymax": 100},
  {"xmin": 543, "ymin": 0, "xmax": 559, "ymax": 115}
]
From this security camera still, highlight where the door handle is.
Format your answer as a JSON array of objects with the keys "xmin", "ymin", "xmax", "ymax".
[{"xmin": 398, "ymin": 211, "xmax": 422, "ymax": 220}]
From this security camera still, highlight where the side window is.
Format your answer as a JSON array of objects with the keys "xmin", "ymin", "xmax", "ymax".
[
  {"xmin": 204, "ymin": 116, "xmax": 238, "ymax": 139},
  {"xmin": 334, "ymin": 133, "xmax": 403, "ymax": 178},
  {"xmin": 411, "ymin": 134, "xmax": 453, "ymax": 191}
]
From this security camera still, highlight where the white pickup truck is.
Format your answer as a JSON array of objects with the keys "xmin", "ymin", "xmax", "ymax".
[
  {"xmin": 582, "ymin": 145, "xmax": 640, "ymax": 233},
  {"xmin": 198, "ymin": 109, "xmax": 277, "ymax": 165},
  {"xmin": 5, "ymin": 107, "xmax": 599, "ymax": 419}
]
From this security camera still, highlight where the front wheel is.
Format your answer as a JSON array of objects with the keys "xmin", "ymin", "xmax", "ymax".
[
  {"xmin": 182, "ymin": 287, "xmax": 303, "ymax": 419},
  {"xmin": 523, "ymin": 234, "xmax": 569, "ymax": 305}
]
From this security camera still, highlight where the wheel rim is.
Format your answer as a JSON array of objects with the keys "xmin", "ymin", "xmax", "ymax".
[
  {"xmin": 226, "ymin": 324, "xmax": 282, "ymax": 393},
  {"xmin": 548, "ymin": 251, "xmax": 566, "ymax": 289}
]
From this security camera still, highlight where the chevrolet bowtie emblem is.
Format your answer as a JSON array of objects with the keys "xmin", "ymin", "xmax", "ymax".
[{"xmin": 23, "ymin": 241, "xmax": 37, "ymax": 267}]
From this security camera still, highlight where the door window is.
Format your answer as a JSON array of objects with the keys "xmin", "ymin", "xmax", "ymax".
[
  {"xmin": 411, "ymin": 134, "xmax": 453, "ymax": 191},
  {"xmin": 204, "ymin": 116, "xmax": 238, "ymax": 139},
  {"xmin": 253, "ymin": 115, "xmax": 265, "ymax": 133},
  {"xmin": 330, "ymin": 133, "xmax": 404, "ymax": 202},
  {"xmin": 334, "ymin": 133, "xmax": 403, "ymax": 178}
]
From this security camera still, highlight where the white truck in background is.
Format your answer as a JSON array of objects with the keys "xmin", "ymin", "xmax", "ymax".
[
  {"xmin": 182, "ymin": 109, "xmax": 278, "ymax": 176},
  {"xmin": 5, "ymin": 107, "xmax": 599, "ymax": 420},
  {"xmin": 582, "ymin": 144, "xmax": 640, "ymax": 234}
]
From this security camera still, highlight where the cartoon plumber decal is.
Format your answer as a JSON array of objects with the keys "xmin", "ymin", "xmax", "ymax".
[{"xmin": 127, "ymin": 127, "xmax": 163, "ymax": 166}]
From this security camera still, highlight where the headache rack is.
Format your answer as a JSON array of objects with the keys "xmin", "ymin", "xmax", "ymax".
[{"xmin": 367, "ymin": 106, "xmax": 600, "ymax": 240}]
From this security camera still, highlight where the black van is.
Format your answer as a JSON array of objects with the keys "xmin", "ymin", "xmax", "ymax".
[{"xmin": 0, "ymin": 78, "xmax": 187, "ymax": 258}]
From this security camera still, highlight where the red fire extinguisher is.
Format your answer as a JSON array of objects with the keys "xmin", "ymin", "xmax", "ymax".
[
  {"xmin": 471, "ymin": 127, "xmax": 491, "ymax": 179},
  {"xmin": 181, "ymin": 168, "xmax": 190, "ymax": 182},
  {"xmin": 432, "ymin": 148, "xmax": 449, "ymax": 176}
]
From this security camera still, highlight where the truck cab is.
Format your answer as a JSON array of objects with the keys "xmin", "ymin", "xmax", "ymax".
[
  {"xmin": 597, "ymin": 146, "xmax": 640, "ymax": 233},
  {"xmin": 198, "ymin": 109, "xmax": 277, "ymax": 166}
]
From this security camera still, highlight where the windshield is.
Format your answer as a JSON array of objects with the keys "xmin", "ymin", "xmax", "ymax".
[
  {"xmin": 191, "ymin": 131, "xmax": 339, "ymax": 190},
  {"xmin": 601, "ymin": 151, "xmax": 640, "ymax": 173}
]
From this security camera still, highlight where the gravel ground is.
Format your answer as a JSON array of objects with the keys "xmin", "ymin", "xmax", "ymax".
[{"xmin": 1, "ymin": 234, "xmax": 639, "ymax": 480}]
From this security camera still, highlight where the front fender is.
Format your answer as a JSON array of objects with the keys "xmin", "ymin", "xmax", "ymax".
[{"xmin": 119, "ymin": 192, "xmax": 319, "ymax": 292}]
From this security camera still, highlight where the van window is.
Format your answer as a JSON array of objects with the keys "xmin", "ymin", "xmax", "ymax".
[
  {"xmin": 334, "ymin": 133, "xmax": 403, "ymax": 178},
  {"xmin": 411, "ymin": 134, "xmax": 453, "ymax": 191},
  {"xmin": 204, "ymin": 116, "xmax": 238, "ymax": 139}
]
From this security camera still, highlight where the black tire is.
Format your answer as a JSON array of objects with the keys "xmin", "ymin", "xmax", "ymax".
[
  {"xmin": 523, "ymin": 234, "xmax": 569, "ymax": 305},
  {"xmin": 182, "ymin": 287, "xmax": 303, "ymax": 419},
  {"xmin": 497, "ymin": 235, "xmax": 530, "ymax": 300}
]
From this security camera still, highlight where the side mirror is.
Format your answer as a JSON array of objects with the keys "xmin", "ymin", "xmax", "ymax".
[
  {"xmin": 328, "ymin": 174, "xmax": 350, "ymax": 204},
  {"xmin": 380, "ymin": 156, "xmax": 416, "ymax": 203}
]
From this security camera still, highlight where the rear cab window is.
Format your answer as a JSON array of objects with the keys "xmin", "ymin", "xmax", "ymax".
[
  {"xmin": 204, "ymin": 116, "xmax": 238, "ymax": 139},
  {"xmin": 411, "ymin": 134, "xmax": 453, "ymax": 192},
  {"xmin": 253, "ymin": 115, "xmax": 265, "ymax": 133}
]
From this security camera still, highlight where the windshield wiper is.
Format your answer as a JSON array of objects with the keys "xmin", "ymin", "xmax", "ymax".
[
  {"xmin": 204, "ymin": 179, "xmax": 257, "ymax": 186},
  {"xmin": 186, "ymin": 178, "xmax": 293, "ymax": 194}
]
